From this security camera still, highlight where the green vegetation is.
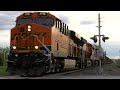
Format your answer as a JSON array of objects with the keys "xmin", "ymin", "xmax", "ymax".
[
  {"xmin": 115, "ymin": 59, "xmax": 120, "ymax": 68},
  {"xmin": 0, "ymin": 47, "xmax": 9, "ymax": 66},
  {"xmin": 0, "ymin": 57, "xmax": 3, "ymax": 66},
  {"xmin": 0, "ymin": 66, "xmax": 8, "ymax": 76},
  {"xmin": 0, "ymin": 47, "xmax": 9, "ymax": 76}
]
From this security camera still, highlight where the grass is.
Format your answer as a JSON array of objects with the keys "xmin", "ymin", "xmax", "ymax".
[{"xmin": 0, "ymin": 66, "xmax": 9, "ymax": 76}]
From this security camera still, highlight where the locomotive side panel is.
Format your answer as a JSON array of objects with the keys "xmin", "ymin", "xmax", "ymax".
[
  {"xmin": 51, "ymin": 19, "xmax": 69, "ymax": 58},
  {"xmin": 86, "ymin": 43, "xmax": 92, "ymax": 58}
]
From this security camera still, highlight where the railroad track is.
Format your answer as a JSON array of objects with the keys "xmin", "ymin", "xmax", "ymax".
[
  {"xmin": 43, "ymin": 66, "xmax": 98, "ymax": 77},
  {"xmin": 17, "ymin": 67, "xmax": 96, "ymax": 79},
  {"xmin": 0, "ymin": 65, "xmax": 103, "ymax": 79},
  {"xmin": 50, "ymin": 63, "xmax": 113, "ymax": 77}
]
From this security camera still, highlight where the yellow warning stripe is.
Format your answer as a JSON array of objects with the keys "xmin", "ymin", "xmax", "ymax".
[{"xmin": 11, "ymin": 50, "xmax": 43, "ymax": 53}]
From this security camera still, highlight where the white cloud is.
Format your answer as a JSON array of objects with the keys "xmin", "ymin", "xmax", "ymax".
[{"xmin": 0, "ymin": 30, "xmax": 10, "ymax": 48}]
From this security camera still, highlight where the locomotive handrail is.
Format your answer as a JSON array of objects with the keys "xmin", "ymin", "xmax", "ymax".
[
  {"xmin": 11, "ymin": 34, "xmax": 51, "ymax": 54},
  {"xmin": 33, "ymin": 34, "xmax": 52, "ymax": 71},
  {"xmin": 11, "ymin": 34, "xmax": 18, "ymax": 45},
  {"xmin": 33, "ymin": 35, "xmax": 51, "ymax": 53}
]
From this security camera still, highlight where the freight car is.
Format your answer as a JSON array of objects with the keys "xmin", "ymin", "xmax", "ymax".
[{"xmin": 7, "ymin": 12, "xmax": 105, "ymax": 76}]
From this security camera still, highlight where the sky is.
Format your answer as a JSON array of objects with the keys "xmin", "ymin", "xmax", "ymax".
[{"xmin": 0, "ymin": 11, "xmax": 120, "ymax": 59}]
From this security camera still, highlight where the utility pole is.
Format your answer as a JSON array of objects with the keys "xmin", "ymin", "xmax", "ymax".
[
  {"xmin": 90, "ymin": 13, "xmax": 109, "ymax": 74},
  {"xmin": 97, "ymin": 13, "xmax": 102, "ymax": 74}
]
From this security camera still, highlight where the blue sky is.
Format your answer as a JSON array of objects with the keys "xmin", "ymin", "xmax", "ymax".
[{"xmin": 0, "ymin": 11, "xmax": 119, "ymax": 59}]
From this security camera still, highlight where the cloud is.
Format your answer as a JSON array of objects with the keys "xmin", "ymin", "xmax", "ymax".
[
  {"xmin": 57, "ymin": 14, "xmax": 70, "ymax": 24},
  {"xmin": 0, "ymin": 34, "xmax": 9, "ymax": 37},
  {"xmin": 0, "ymin": 11, "xmax": 27, "ymax": 31},
  {"xmin": 0, "ymin": 12, "xmax": 16, "ymax": 30},
  {"xmin": 102, "ymin": 41, "xmax": 120, "ymax": 59},
  {"xmin": 80, "ymin": 20, "xmax": 96, "ymax": 25}
]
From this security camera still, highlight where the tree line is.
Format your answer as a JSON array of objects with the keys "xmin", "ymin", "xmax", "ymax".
[{"xmin": 0, "ymin": 47, "xmax": 10, "ymax": 66}]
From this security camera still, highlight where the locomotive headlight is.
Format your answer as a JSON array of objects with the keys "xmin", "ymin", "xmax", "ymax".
[
  {"xmin": 28, "ymin": 25, "xmax": 31, "ymax": 29},
  {"xmin": 15, "ymin": 54, "xmax": 18, "ymax": 57},
  {"xmin": 28, "ymin": 28, "xmax": 31, "ymax": 31},
  {"xmin": 27, "ymin": 25, "xmax": 31, "ymax": 31},
  {"xmin": 13, "ymin": 46, "xmax": 16, "ymax": 49},
  {"xmin": 35, "ymin": 46, "xmax": 39, "ymax": 49}
]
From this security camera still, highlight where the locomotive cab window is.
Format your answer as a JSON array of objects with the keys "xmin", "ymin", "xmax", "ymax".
[
  {"xmin": 16, "ymin": 18, "xmax": 33, "ymax": 26},
  {"xmin": 35, "ymin": 17, "xmax": 54, "ymax": 28}
]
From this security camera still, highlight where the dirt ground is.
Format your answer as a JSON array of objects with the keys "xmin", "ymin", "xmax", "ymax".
[
  {"xmin": 97, "ymin": 62, "xmax": 120, "ymax": 76},
  {"xmin": 66, "ymin": 62, "xmax": 120, "ymax": 76}
]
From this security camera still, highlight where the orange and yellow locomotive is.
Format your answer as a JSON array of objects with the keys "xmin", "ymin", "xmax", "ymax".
[{"xmin": 7, "ymin": 12, "xmax": 97, "ymax": 76}]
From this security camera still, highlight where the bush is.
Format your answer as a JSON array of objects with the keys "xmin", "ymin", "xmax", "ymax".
[
  {"xmin": 0, "ymin": 57, "xmax": 3, "ymax": 66},
  {"xmin": 0, "ymin": 66, "xmax": 8, "ymax": 76},
  {"xmin": 0, "ymin": 47, "xmax": 10, "ymax": 66},
  {"xmin": 115, "ymin": 59, "xmax": 120, "ymax": 68},
  {"xmin": 0, "ymin": 52, "xmax": 4, "ymax": 66}
]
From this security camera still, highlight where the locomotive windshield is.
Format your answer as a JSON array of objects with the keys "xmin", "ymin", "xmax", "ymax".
[
  {"xmin": 16, "ymin": 17, "xmax": 54, "ymax": 28},
  {"xmin": 35, "ymin": 17, "xmax": 54, "ymax": 27},
  {"xmin": 16, "ymin": 18, "xmax": 33, "ymax": 26}
]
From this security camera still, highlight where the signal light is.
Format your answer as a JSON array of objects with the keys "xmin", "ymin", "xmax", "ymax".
[
  {"xmin": 24, "ymin": 12, "xmax": 31, "ymax": 16},
  {"xmin": 102, "ymin": 36, "xmax": 109, "ymax": 42},
  {"xmin": 38, "ymin": 12, "xmax": 47, "ymax": 15},
  {"xmin": 90, "ymin": 36, "xmax": 97, "ymax": 43}
]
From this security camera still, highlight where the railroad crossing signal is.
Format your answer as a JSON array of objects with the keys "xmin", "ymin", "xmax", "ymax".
[
  {"xmin": 90, "ymin": 36, "xmax": 97, "ymax": 43},
  {"xmin": 102, "ymin": 36, "xmax": 109, "ymax": 42},
  {"xmin": 90, "ymin": 13, "xmax": 109, "ymax": 75},
  {"xmin": 90, "ymin": 35, "xmax": 109, "ymax": 43}
]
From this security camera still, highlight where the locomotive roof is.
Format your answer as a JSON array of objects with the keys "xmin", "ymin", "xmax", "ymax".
[
  {"xmin": 16, "ymin": 12, "xmax": 56, "ymax": 21},
  {"xmin": 81, "ymin": 37, "xmax": 87, "ymax": 43}
]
